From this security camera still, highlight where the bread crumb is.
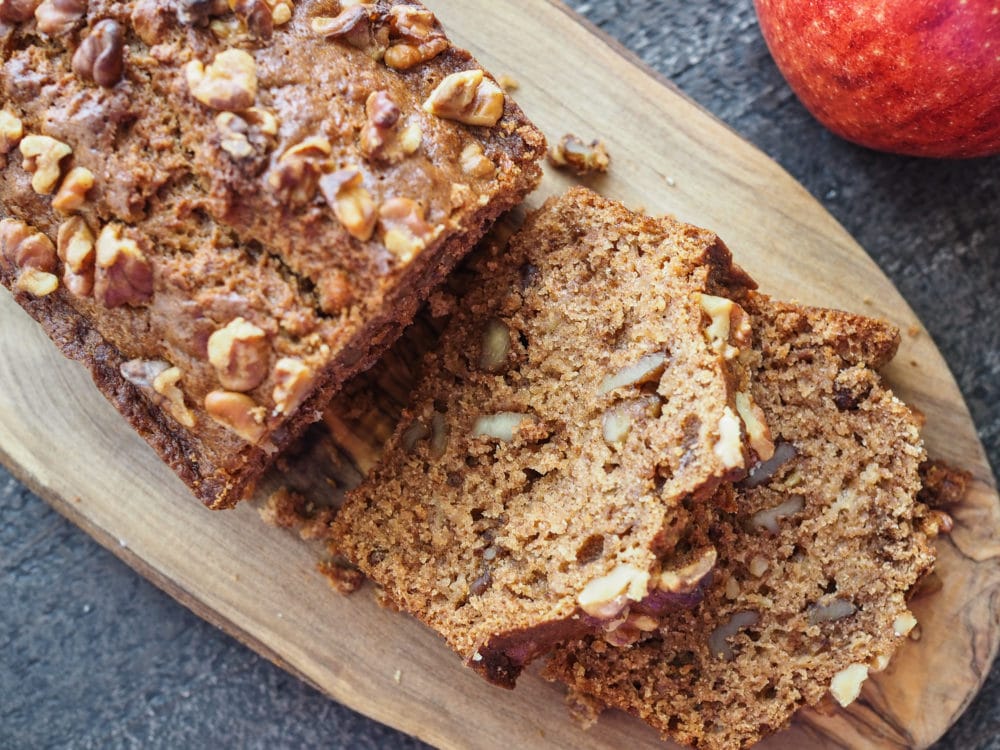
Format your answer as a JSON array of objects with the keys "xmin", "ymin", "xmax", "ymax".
[
  {"xmin": 907, "ymin": 324, "xmax": 920, "ymax": 337},
  {"xmin": 317, "ymin": 557, "xmax": 366, "ymax": 595},
  {"xmin": 393, "ymin": 669, "xmax": 402, "ymax": 683},
  {"xmin": 548, "ymin": 134, "xmax": 610, "ymax": 175},
  {"xmin": 497, "ymin": 74, "xmax": 519, "ymax": 92}
]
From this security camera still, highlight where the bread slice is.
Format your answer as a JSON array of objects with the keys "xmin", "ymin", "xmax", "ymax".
[
  {"xmin": 543, "ymin": 295, "xmax": 936, "ymax": 749},
  {"xmin": 331, "ymin": 187, "xmax": 767, "ymax": 687},
  {"xmin": 0, "ymin": 0, "xmax": 544, "ymax": 508}
]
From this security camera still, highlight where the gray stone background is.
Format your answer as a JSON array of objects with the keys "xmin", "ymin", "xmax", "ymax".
[{"xmin": 3, "ymin": 1, "xmax": 998, "ymax": 748}]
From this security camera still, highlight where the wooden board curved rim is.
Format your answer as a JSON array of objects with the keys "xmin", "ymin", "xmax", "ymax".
[{"xmin": 1, "ymin": 1, "xmax": 998, "ymax": 749}]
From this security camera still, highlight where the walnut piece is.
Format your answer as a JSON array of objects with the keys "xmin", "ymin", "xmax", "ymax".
[
  {"xmin": 207, "ymin": 317, "xmax": 270, "ymax": 392},
  {"xmin": 72, "ymin": 18, "xmax": 124, "ymax": 87},
  {"xmin": 176, "ymin": 0, "xmax": 228, "ymax": 26},
  {"xmin": 460, "ymin": 142, "xmax": 495, "ymax": 178},
  {"xmin": 384, "ymin": 5, "xmax": 448, "ymax": 69},
  {"xmin": 359, "ymin": 90, "xmax": 399, "ymax": 160},
  {"xmin": 0, "ymin": 110, "xmax": 23, "ymax": 154},
  {"xmin": 829, "ymin": 663, "xmax": 869, "ymax": 707},
  {"xmin": 320, "ymin": 168, "xmax": 376, "ymax": 241},
  {"xmin": 378, "ymin": 197, "xmax": 437, "ymax": 263},
  {"xmin": 268, "ymin": 136, "xmax": 332, "ymax": 206},
  {"xmin": 423, "ymin": 70, "xmax": 505, "ymax": 127},
  {"xmin": 472, "ymin": 412, "xmax": 530, "ymax": 442},
  {"xmin": 598, "ymin": 352, "xmax": 667, "ymax": 395},
  {"xmin": 34, "ymin": 0, "xmax": 86, "ymax": 35},
  {"xmin": 708, "ymin": 610, "xmax": 759, "ymax": 661},
  {"xmin": 186, "ymin": 48, "xmax": 258, "ymax": 111},
  {"xmin": 577, "ymin": 564, "xmax": 650, "ymax": 619},
  {"xmin": 735, "ymin": 390, "xmax": 774, "ymax": 461},
  {"xmin": 94, "ymin": 223, "xmax": 154, "ymax": 308},
  {"xmin": 713, "ymin": 406, "xmax": 744, "ymax": 469},
  {"xmin": 205, "ymin": 390, "xmax": 267, "ymax": 443},
  {"xmin": 216, "ymin": 108, "xmax": 278, "ymax": 159},
  {"xmin": 56, "ymin": 216, "xmax": 95, "ymax": 296},
  {"xmin": 478, "ymin": 318, "xmax": 510, "ymax": 372},
  {"xmin": 310, "ymin": 4, "xmax": 373, "ymax": 48},
  {"xmin": 271, "ymin": 357, "xmax": 313, "ymax": 416},
  {"xmin": 15, "ymin": 268, "xmax": 59, "ymax": 297},
  {"xmin": 549, "ymin": 134, "xmax": 610, "ymax": 175},
  {"xmin": 51, "ymin": 166, "xmax": 94, "ymax": 213},
  {"xmin": 658, "ymin": 547, "xmax": 716, "ymax": 593},
  {"xmin": 0, "ymin": 0, "xmax": 42, "ymax": 23},
  {"xmin": 0, "ymin": 218, "xmax": 57, "ymax": 272},
  {"xmin": 698, "ymin": 293, "xmax": 751, "ymax": 360},
  {"xmin": 152, "ymin": 366, "xmax": 196, "ymax": 428},
  {"xmin": 748, "ymin": 494, "xmax": 805, "ymax": 533},
  {"xmin": 19, "ymin": 134, "xmax": 72, "ymax": 195}
]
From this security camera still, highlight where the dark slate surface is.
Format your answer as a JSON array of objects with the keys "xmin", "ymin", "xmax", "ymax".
[{"xmin": 3, "ymin": 1, "xmax": 998, "ymax": 748}]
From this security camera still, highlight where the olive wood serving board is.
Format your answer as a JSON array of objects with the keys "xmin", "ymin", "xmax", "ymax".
[{"xmin": 1, "ymin": 2, "xmax": 997, "ymax": 748}]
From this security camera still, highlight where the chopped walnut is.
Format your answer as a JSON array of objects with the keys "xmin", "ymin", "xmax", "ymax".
[
  {"xmin": 205, "ymin": 389, "xmax": 267, "ymax": 443},
  {"xmin": 383, "ymin": 5, "xmax": 448, "ymax": 69},
  {"xmin": 310, "ymin": 4, "xmax": 373, "ymax": 48},
  {"xmin": 34, "ymin": 0, "xmax": 87, "ymax": 35},
  {"xmin": 56, "ymin": 216, "xmax": 96, "ymax": 296},
  {"xmin": 549, "ymin": 134, "xmax": 610, "ymax": 175},
  {"xmin": 379, "ymin": 197, "xmax": 437, "ymax": 263},
  {"xmin": 176, "ymin": 0, "xmax": 228, "ymax": 26},
  {"xmin": 229, "ymin": 0, "xmax": 273, "ymax": 39},
  {"xmin": 577, "ymin": 564, "xmax": 650, "ymax": 619},
  {"xmin": 72, "ymin": 18, "xmax": 124, "ymax": 88},
  {"xmin": 268, "ymin": 136, "xmax": 333, "ymax": 206},
  {"xmin": 423, "ymin": 70, "xmax": 505, "ymax": 127},
  {"xmin": 0, "ymin": 218, "xmax": 57, "ymax": 272},
  {"xmin": 18, "ymin": 134, "xmax": 72, "ymax": 195},
  {"xmin": 735, "ymin": 390, "xmax": 774, "ymax": 461},
  {"xmin": 94, "ymin": 223, "xmax": 154, "ymax": 308},
  {"xmin": 698, "ymin": 293, "xmax": 749, "ymax": 360},
  {"xmin": 359, "ymin": 90, "xmax": 400, "ymax": 161},
  {"xmin": 130, "ymin": 0, "xmax": 173, "ymax": 45},
  {"xmin": 460, "ymin": 142, "xmax": 495, "ymax": 178},
  {"xmin": 216, "ymin": 108, "xmax": 278, "ymax": 159},
  {"xmin": 0, "ymin": 0, "xmax": 42, "ymax": 23},
  {"xmin": 713, "ymin": 406, "xmax": 744, "ymax": 469},
  {"xmin": 207, "ymin": 317, "xmax": 270, "ymax": 392},
  {"xmin": 15, "ymin": 268, "xmax": 59, "ymax": 297},
  {"xmin": 320, "ymin": 168, "xmax": 376, "ymax": 241},
  {"xmin": 0, "ymin": 110, "xmax": 23, "ymax": 155},
  {"xmin": 272, "ymin": 357, "xmax": 313, "ymax": 416},
  {"xmin": 51, "ymin": 166, "xmax": 94, "ymax": 213},
  {"xmin": 152, "ymin": 366, "xmax": 197, "ymax": 428},
  {"xmin": 186, "ymin": 48, "xmax": 258, "ymax": 111}
]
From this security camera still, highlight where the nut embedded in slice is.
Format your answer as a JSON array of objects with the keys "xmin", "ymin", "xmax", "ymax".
[
  {"xmin": 71, "ymin": 18, "xmax": 124, "ymax": 88},
  {"xmin": 185, "ymin": 48, "xmax": 258, "ymax": 111},
  {"xmin": 829, "ymin": 663, "xmax": 869, "ymax": 707},
  {"xmin": 1, "ymin": 218, "xmax": 57, "ymax": 272},
  {"xmin": 272, "ymin": 357, "xmax": 313, "ymax": 416},
  {"xmin": 51, "ymin": 166, "xmax": 94, "ymax": 213},
  {"xmin": 93, "ymin": 223, "xmax": 154, "ymax": 308},
  {"xmin": 423, "ymin": 69, "xmax": 505, "ymax": 127},
  {"xmin": 18, "ymin": 134, "xmax": 72, "ymax": 194},
  {"xmin": 34, "ymin": 0, "xmax": 87, "ymax": 36},
  {"xmin": 0, "ymin": 109, "xmax": 23, "ymax": 154},
  {"xmin": 378, "ymin": 197, "xmax": 436, "ymax": 263},
  {"xmin": 205, "ymin": 389, "xmax": 267, "ymax": 443},
  {"xmin": 15, "ymin": 267, "xmax": 59, "ymax": 297},
  {"xmin": 577, "ymin": 564, "xmax": 651, "ymax": 619},
  {"xmin": 207, "ymin": 316, "xmax": 270, "ymax": 392},
  {"xmin": 320, "ymin": 168, "xmax": 377, "ymax": 241},
  {"xmin": 152, "ymin": 366, "xmax": 196, "ymax": 428}
]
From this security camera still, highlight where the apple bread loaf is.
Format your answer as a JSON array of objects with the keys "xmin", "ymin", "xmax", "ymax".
[
  {"xmin": 543, "ymin": 296, "xmax": 937, "ymax": 750},
  {"xmin": 0, "ymin": 0, "xmax": 544, "ymax": 508},
  {"xmin": 331, "ymin": 187, "xmax": 770, "ymax": 687}
]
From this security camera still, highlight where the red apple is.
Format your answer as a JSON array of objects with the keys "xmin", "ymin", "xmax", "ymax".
[{"xmin": 753, "ymin": 0, "xmax": 1000, "ymax": 158}]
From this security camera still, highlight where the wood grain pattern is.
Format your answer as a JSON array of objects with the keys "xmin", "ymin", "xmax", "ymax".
[{"xmin": 1, "ymin": 2, "xmax": 998, "ymax": 748}]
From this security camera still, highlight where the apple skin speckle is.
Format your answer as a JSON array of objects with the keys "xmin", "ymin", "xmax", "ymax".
[{"xmin": 754, "ymin": 0, "xmax": 1000, "ymax": 158}]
